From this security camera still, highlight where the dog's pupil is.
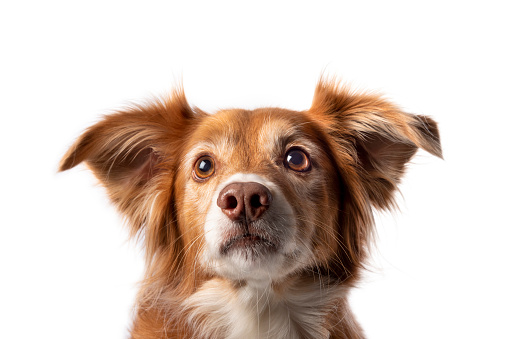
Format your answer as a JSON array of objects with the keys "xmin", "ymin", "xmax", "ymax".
[
  {"xmin": 288, "ymin": 151, "xmax": 303, "ymax": 165},
  {"xmin": 199, "ymin": 159, "xmax": 212, "ymax": 173}
]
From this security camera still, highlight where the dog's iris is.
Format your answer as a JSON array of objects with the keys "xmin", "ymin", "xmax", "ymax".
[
  {"xmin": 285, "ymin": 149, "xmax": 311, "ymax": 172},
  {"xmin": 194, "ymin": 156, "xmax": 215, "ymax": 180}
]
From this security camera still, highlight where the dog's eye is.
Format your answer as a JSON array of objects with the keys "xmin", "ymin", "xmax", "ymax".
[
  {"xmin": 285, "ymin": 149, "xmax": 311, "ymax": 172},
  {"xmin": 193, "ymin": 156, "xmax": 215, "ymax": 180}
]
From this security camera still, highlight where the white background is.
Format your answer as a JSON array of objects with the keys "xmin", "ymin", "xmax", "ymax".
[{"xmin": 1, "ymin": 1, "xmax": 507, "ymax": 338}]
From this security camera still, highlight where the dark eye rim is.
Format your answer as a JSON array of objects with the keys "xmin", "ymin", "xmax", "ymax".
[
  {"xmin": 284, "ymin": 147, "xmax": 312, "ymax": 172},
  {"xmin": 193, "ymin": 155, "xmax": 216, "ymax": 181}
]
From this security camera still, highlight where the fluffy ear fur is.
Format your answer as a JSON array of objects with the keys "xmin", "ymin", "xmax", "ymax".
[
  {"xmin": 309, "ymin": 79, "xmax": 442, "ymax": 210},
  {"xmin": 59, "ymin": 90, "xmax": 203, "ymax": 238}
]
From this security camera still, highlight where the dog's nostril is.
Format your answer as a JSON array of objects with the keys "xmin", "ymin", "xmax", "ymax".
[
  {"xmin": 250, "ymin": 194, "xmax": 261, "ymax": 208},
  {"xmin": 226, "ymin": 196, "xmax": 238, "ymax": 209}
]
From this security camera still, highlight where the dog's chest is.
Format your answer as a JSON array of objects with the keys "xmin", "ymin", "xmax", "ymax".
[{"xmin": 185, "ymin": 279, "xmax": 338, "ymax": 339}]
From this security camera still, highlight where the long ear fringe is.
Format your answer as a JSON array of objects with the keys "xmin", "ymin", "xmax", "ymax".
[
  {"xmin": 309, "ymin": 79, "xmax": 442, "ymax": 210},
  {"xmin": 58, "ymin": 89, "xmax": 203, "ymax": 251},
  {"xmin": 59, "ymin": 88, "xmax": 196, "ymax": 173},
  {"xmin": 310, "ymin": 77, "xmax": 442, "ymax": 160}
]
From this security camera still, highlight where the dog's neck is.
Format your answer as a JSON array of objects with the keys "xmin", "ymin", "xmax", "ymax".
[{"xmin": 183, "ymin": 276, "xmax": 346, "ymax": 339}]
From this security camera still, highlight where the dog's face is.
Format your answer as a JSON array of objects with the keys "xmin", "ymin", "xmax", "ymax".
[
  {"xmin": 59, "ymin": 81, "xmax": 441, "ymax": 291},
  {"xmin": 178, "ymin": 108, "xmax": 340, "ymax": 282}
]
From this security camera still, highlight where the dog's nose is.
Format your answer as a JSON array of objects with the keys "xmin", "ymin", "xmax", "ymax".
[{"xmin": 217, "ymin": 182, "xmax": 272, "ymax": 222}]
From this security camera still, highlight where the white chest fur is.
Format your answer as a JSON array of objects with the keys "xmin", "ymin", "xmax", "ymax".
[{"xmin": 184, "ymin": 278, "xmax": 343, "ymax": 339}]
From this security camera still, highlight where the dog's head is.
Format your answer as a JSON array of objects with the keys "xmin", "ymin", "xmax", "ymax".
[{"xmin": 60, "ymin": 80, "xmax": 441, "ymax": 290}]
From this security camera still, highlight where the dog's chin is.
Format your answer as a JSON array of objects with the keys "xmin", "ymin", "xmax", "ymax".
[
  {"xmin": 220, "ymin": 233, "xmax": 278, "ymax": 256},
  {"xmin": 206, "ymin": 235, "xmax": 297, "ymax": 283}
]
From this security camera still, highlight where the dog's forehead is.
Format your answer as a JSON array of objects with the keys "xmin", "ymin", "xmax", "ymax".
[{"xmin": 191, "ymin": 108, "xmax": 307, "ymax": 150}]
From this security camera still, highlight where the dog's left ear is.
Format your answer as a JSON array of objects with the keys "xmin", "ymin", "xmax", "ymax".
[{"xmin": 309, "ymin": 80, "xmax": 442, "ymax": 210}]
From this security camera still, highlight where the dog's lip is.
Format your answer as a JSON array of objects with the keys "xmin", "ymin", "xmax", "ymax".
[{"xmin": 220, "ymin": 233, "xmax": 277, "ymax": 254}]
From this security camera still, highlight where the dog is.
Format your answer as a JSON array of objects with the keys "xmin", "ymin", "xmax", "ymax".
[{"xmin": 60, "ymin": 78, "xmax": 441, "ymax": 338}]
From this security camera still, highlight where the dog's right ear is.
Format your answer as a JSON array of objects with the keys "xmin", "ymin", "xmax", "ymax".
[{"xmin": 59, "ymin": 90, "xmax": 204, "ymax": 235}]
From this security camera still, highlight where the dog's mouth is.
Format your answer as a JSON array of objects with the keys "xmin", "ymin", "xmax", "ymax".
[{"xmin": 220, "ymin": 233, "xmax": 278, "ymax": 255}]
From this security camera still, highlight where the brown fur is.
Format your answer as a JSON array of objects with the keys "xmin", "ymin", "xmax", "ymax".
[{"xmin": 60, "ymin": 79, "xmax": 441, "ymax": 338}]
